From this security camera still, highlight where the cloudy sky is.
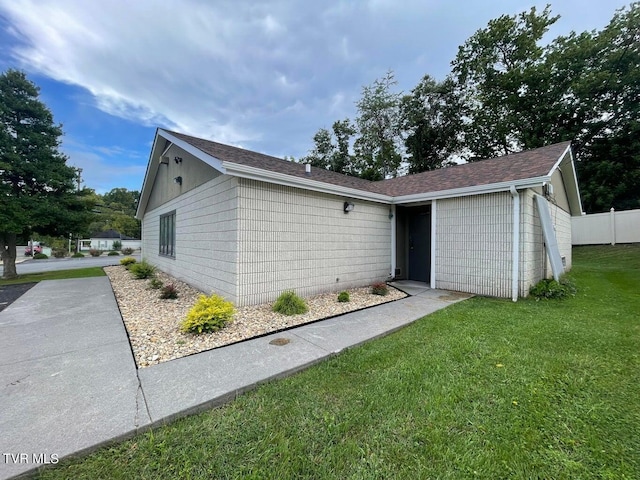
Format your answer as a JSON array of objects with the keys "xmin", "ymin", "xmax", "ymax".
[{"xmin": 0, "ymin": 0, "xmax": 629, "ymax": 193}]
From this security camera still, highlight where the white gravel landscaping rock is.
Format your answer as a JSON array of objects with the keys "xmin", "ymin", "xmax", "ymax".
[{"xmin": 105, "ymin": 266, "xmax": 407, "ymax": 368}]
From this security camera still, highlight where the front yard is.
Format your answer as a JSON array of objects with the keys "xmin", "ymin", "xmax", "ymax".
[{"xmin": 38, "ymin": 245, "xmax": 640, "ymax": 479}]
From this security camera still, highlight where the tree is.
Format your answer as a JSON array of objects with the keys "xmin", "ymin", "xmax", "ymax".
[
  {"xmin": 0, "ymin": 69, "xmax": 91, "ymax": 278},
  {"xmin": 451, "ymin": 6, "xmax": 560, "ymax": 159},
  {"xmin": 353, "ymin": 71, "xmax": 403, "ymax": 180},
  {"xmin": 300, "ymin": 119, "xmax": 356, "ymax": 175},
  {"xmin": 400, "ymin": 75, "xmax": 463, "ymax": 173}
]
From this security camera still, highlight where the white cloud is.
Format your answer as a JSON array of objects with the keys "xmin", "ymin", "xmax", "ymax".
[{"xmin": 0, "ymin": 0, "xmax": 631, "ymax": 162}]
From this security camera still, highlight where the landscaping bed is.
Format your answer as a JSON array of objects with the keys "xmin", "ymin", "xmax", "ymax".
[{"xmin": 104, "ymin": 266, "xmax": 406, "ymax": 367}]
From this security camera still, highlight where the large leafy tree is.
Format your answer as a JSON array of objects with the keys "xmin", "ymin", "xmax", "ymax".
[
  {"xmin": 300, "ymin": 119, "xmax": 356, "ymax": 175},
  {"xmin": 0, "ymin": 69, "xmax": 91, "ymax": 278},
  {"xmin": 353, "ymin": 71, "xmax": 403, "ymax": 180},
  {"xmin": 400, "ymin": 75, "xmax": 463, "ymax": 173},
  {"xmin": 451, "ymin": 6, "xmax": 560, "ymax": 159}
]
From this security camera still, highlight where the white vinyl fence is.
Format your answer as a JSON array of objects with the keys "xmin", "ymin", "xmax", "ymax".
[{"xmin": 572, "ymin": 208, "xmax": 640, "ymax": 245}]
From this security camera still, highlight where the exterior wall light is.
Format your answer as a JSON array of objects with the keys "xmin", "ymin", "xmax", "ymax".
[
  {"xmin": 344, "ymin": 201, "xmax": 354, "ymax": 213},
  {"xmin": 174, "ymin": 156, "xmax": 183, "ymax": 164},
  {"xmin": 388, "ymin": 210, "xmax": 394, "ymax": 219},
  {"xmin": 174, "ymin": 176, "xmax": 182, "ymax": 185}
]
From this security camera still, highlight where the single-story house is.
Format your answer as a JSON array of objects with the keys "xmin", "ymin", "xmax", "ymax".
[
  {"xmin": 135, "ymin": 129, "xmax": 582, "ymax": 306},
  {"xmin": 80, "ymin": 229, "xmax": 141, "ymax": 251}
]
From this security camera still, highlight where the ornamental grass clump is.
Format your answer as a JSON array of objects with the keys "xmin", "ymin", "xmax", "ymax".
[
  {"xmin": 120, "ymin": 256, "xmax": 137, "ymax": 268},
  {"xmin": 272, "ymin": 290, "xmax": 308, "ymax": 316},
  {"xmin": 129, "ymin": 260, "xmax": 156, "ymax": 279},
  {"xmin": 181, "ymin": 294, "xmax": 235, "ymax": 334}
]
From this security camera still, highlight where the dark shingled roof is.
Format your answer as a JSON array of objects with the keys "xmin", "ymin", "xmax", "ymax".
[
  {"xmin": 168, "ymin": 130, "xmax": 570, "ymax": 198},
  {"xmin": 377, "ymin": 141, "xmax": 572, "ymax": 196}
]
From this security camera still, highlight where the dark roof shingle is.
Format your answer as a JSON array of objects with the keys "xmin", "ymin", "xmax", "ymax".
[{"xmin": 168, "ymin": 130, "xmax": 570, "ymax": 198}]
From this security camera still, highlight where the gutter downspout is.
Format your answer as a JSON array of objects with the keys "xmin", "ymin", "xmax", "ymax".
[
  {"xmin": 390, "ymin": 204, "xmax": 396, "ymax": 279},
  {"xmin": 510, "ymin": 186, "xmax": 520, "ymax": 302},
  {"xmin": 430, "ymin": 200, "xmax": 436, "ymax": 289}
]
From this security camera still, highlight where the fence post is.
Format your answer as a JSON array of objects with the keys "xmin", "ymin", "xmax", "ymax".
[{"xmin": 610, "ymin": 207, "xmax": 616, "ymax": 245}]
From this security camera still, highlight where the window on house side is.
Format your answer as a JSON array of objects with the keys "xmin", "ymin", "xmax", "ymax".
[{"xmin": 159, "ymin": 211, "xmax": 176, "ymax": 257}]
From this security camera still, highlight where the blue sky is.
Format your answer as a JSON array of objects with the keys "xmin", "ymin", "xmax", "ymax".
[{"xmin": 0, "ymin": 1, "xmax": 630, "ymax": 194}]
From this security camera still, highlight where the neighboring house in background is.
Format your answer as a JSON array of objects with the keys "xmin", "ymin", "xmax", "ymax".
[
  {"xmin": 80, "ymin": 229, "xmax": 141, "ymax": 251},
  {"xmin": 135, "ymin": 129, "xmax": 582, "ymax": 307}
]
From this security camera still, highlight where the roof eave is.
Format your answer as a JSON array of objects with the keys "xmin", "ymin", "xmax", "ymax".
[
  {"xmin": 392, "ymin": 176, "xmax": 551, "ymax": 204},
  {"xmin": 223, "ymin": 162, "xmax": 393, "ymax": 203}
]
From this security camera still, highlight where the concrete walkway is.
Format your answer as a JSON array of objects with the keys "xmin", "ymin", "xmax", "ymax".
[{"xmin": 0, "ymin": 278, "xmax": 469, "ymax": 479}]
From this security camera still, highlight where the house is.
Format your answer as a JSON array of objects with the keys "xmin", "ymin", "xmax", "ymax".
[
  {"xmin": 80, "ymin": 229, "xmax": 141, "ymax": 252},
  {"xmin": 135, "ymin": 129, "xmax": 582, "ymax": 306}
]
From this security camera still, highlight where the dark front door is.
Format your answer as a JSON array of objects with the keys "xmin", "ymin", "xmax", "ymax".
[{"xmin": 408, "ymin": 211, "xmax": 431, "ymax": 282}]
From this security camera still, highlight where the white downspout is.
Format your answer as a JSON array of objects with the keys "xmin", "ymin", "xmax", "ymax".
[
  {"xmin": 430, "ymin": 200, "xmax": 436, "ymax": 289},
  {"xmin": 390, "ymin": 204, "xmax": 396, "ymax": 279},
  {"xmin": 510, "ymin": 186, "xmax": 520, "ymax": 302}
]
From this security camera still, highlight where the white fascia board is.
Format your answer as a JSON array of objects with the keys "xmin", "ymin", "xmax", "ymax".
[
  {"xmin": 223, "ymin": 162, "xmax": 394, "ymax": 204},
  {"xmin": 546, "ymin": 143, "xmax": 573, "ymax": 177},
  {"xmin": 135, "ymin": 129, "xmax": 162, "ymax": 220},
  {"xmin": 157, "ymin": 129, "xmax": 226, "ymax": 174},
  {"xmin": 392, "ymin": 176, "xmax": 550, "ymax": 204}
]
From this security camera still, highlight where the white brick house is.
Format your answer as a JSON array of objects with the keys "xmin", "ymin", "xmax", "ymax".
[{"xmin": 136, "ymin": 129, "xmax": 582, "ymax": 306}]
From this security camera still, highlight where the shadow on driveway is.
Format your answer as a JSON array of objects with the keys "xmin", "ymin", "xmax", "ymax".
[{"xmin": 0, "ymin": 283, "xmax": 37, "ymax": 312}]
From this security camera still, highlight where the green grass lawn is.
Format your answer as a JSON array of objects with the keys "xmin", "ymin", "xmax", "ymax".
[
  {"xmin": 0, "ymin": 267, "xmax": 106, "ymax": 285},
  {"xmin": 38, "ymin": 245, "xmax": 639, "ymax": 479}
]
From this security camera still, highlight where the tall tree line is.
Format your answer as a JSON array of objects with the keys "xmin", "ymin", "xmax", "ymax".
[{"xmin": 301, "ymin": 3, "xmax": 640, "ymax": 213}]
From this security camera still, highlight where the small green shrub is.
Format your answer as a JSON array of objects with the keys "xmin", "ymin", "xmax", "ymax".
[
  {"xmin": 111, "ymin": 240, "xmax": 122, "ymax": 251},
  {"xmin": 120, "ymin": 257, "xmax": 137, "ymax": 268},
  {"xmin": 33, "ymin": 253, "xmax": 48, "ymax": 260},
  {"xmin": 52, "ymin": 248, "xmax": 67, "ymax": 258},
  {"xmin": 337, "ymin": 291, "xmax": 350, "ymax": 302},
  {"xmin": 121, "ymin": 247, "xmax": 134, "ymax": 255},
  {"xmin": 530, "ymin": 276, "xmax": 577, "ymax": 299},
  {"xmin": 129, "ymin": 260, "xmax": 156, "ymax": 279},
  {"xmin": 160, "ymin": 284, "xmax": 178, "ymax": 299},
  {"xmin": 181, "ymin": 294, "xmax": 235, "ymax": 334},
  {"xmin": 272, "ymin": 290, "xmax": 308, "ymax": 316},
  {"xmin": 107, "ymin": 251, "xmax": 120, "ymax": 256},
  {"xmin": 149, "ymin": 278, "xmax": 164, "ymax": 290},
  {"xmin": 371, "ymin": 282, "xmax": 389, "ymax": 296},
  {"xmin": 88, "ymin": 249, "xmax": 103, "ymax": 257},
  {"xmin": 72, "ymin": 252, "xmax": 85, "ymax": 258}
]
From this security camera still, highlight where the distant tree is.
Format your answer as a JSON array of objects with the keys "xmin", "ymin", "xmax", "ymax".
[
  {"xmin": 400, "ymin": 75, "xmax": 463, "ymax": 173},
  {"xmin": 0, "ymin": 69, "xmax": 93, "ymax": 278},
  {"xmin": 353, "ymin": 71, "xmax": 403, "ymax": 180},
  {"xmin": 89, "ymin": 188, "xmax": 141, "ymax": 238},
  {"xmin": 301, "ymin": 119, "xmax": 356, "ymax": 175}
]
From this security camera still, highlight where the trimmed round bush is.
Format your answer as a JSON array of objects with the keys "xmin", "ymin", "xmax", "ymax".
[
  {"xmin": 72, "ymin": 252, "xmax": 85, "ymax": 258},
  {"xmin": 337, "ymin": 291, "xmax": 350, "ymax": 302},
  {"xmin": 33, "ymin": 253, "xmax": 48, "ymax": 260},
  {"xmin": 121, "ymin": 247, "xmax": 134, "ymax": 255},
  {"xmin": 52, "ymin": 248, "xmax": 67, "ymax": 258},
  {"xmin": 181, "ymin": 294, "xmax": 235, "ymax": 334},
  {"xmin": 272, "ymin": 290, "xmax": 308, "ymax": 316},
  {"xmin": 107, "ymin": 251, "xmax": 120, "ymax": 256}
]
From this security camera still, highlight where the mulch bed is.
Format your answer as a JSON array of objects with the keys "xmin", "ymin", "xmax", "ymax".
[{"xmin": 0, "ymin": 283, "xmax": 37, "ymax": 312}]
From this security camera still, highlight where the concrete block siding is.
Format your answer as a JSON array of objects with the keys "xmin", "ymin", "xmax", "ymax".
[
  {"xmin": 142, "ymin": 175, "xmax": 239, "ymax": 303},
  {"xmin": 237, "ymin": 179, "xmax": 391, "ymax": 306},
  {"xmin": 436, "ymin": 192, "xmax": 514, "ymax": 297}
]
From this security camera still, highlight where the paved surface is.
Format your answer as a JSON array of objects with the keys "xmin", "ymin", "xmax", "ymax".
[
  {"xmin": 0, "ymin": 278, "xmax": 469, "ymax": 479},
  {"xmin": 0, "ymin": 254, "xmax": 141, "ymax": 276}
]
